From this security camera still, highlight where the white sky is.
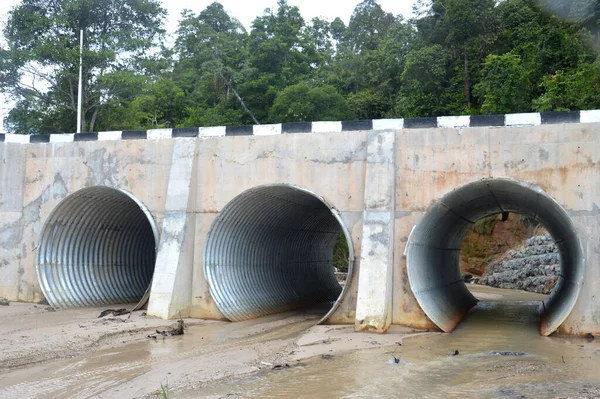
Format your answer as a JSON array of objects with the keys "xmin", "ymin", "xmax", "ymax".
[
  {"xmin": 164, "ymin": 0, "xmax": 415, "ymax": 32},
  {"xmin": 0, "ymin": 0, "xmax": 416, "ymax": 133}
]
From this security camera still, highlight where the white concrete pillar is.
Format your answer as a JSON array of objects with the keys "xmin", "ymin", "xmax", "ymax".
[
  {"xmin": 147, "ymin": 138, "xmax": 197, "ymax": 319},
  {"xmin": 355, "ymin": 129, "xmax": 396, "ymax": 332}
]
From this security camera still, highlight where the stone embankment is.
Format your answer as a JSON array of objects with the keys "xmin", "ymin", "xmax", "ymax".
[{"xmin": 480, "ymin": 235, "xmax": 560, "ymax": 294}]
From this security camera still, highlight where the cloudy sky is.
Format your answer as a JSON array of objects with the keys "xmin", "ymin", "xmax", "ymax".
[
  {"xmin": 163, "ymin": 0, "xmax": 415, "ymax": 31},
  {"xmin": 0, "ymin": 0, "xmax": 416, "ymax": 133}
]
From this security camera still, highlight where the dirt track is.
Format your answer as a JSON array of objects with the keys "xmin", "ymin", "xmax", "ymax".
[{"xmin": 0, "ymin": 303, "xmax": 429, "ymax": 398}]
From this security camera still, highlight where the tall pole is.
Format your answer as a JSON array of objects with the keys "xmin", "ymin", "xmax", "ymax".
[{"xmin": 76, "ymin": 29, "xmax": 83, "ymax": 133}]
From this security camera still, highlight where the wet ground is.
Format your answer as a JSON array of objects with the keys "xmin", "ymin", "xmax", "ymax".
[
  {"xmin": 182, "ymin": 321, "xmax": 600, "ymax": 399},
  {"xmin": 0, "ymin": 286, "xmax": 599, "ymax": 398},
  {"xmin": 0, "ymin": 309, "xmax": 319, "ymax": 398},
  {"xmin": 0, "ymin": 303, "xmax": 413, "ymax": 398},
  {"xmin": 173, "ymin": 287, "xmax": 600, "ymax": 399}
]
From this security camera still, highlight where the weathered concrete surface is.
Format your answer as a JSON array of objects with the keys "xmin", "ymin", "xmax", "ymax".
[
  {"xmin": 1, "ymin": 117, "xmax": 600, "ymax": 335},
  {"xmin": 0, "ymin": 139, "xmax": 174, "ymax": 304},
  {"xmin": 189, "ymin": 132, "xmax": 368, "ymax": 323},
  {"xmin": 490, "ymin": 123, "xmax": 599, "ymax": 335},
  {"xmin": 392, "ymin": 126, "xmax": 492, "ymax": 330},
  {"xmin": 147, "ymin": 138, "xmax": 197, "ymax": 319},
  {"xmin": 0, "ymin": 143, "xmax": 27, "ymax": 301},
  {"xmin": 355, "ymin": 130, "xmax": 396, "ymax": 332},
  {"xmin": 395, "ymin": 123, "xmax": 600, "ymax": 334}
]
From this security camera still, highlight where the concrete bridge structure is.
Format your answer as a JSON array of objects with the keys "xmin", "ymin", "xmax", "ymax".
[{"xmin": 1, "ymin": 110, "xmax": 600, "ymax": 336}]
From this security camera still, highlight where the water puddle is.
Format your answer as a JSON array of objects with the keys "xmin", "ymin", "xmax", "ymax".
[
  {"xmin": 177, "ymin": 289, "xmax": 600, "ymax": 399},
  {"xmin": 1, "ymin": 289, "xmax": 599, "ymax": 398}
]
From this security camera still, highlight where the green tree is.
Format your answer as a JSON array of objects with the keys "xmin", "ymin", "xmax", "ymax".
[
  {"xmin": 393, "ymin": 44, "xmax": 447, "ymax": 117},
  {"xmin": 182, "ymin": 103, "xmax": 247, "ymax": 128},
  {"xmin": 129, "ymin": 78, "xmax": 186, "ymax": 129},
  {"xmin": 446, "ymin": 0, "xmax": 498, "ymax": 109},
  {"xmin": 4, "ymin": 0, "xmax": 599, "ymax": 130},
  {"xmin": 330, "ymin": 17, "xmax": 346, "ymax": 43},
  {"xmin": 491, "ymin": 0, "xmax": 595, "ymax": 112},
  {"xmin": 534, "ymin": 58, "xmax": 600, "ymax": 111},
  {"xmin": 242, "ymin": 0, "xmax": 328, "ymax": 122},
  {"xmin": 306, "ymin": 17, "xmax": 335, "ymax": 64},
  {"xmin": 173, "ymin": 3, "xmax": 252, "ymax": 126},
  {"xmin": 342, "ymin": 0, "xmax": 396, "ymax": 54},
  {"xmin": 475, "ymin": 53, "xmax": 531, "ymax": 114},
  {"xmin": 414, "ymin": 0, "xmax": 498, "ymax": 111},
  {"xmin": 539, "ymin": 0, "xmax": 600, "ymax": 47},
  {"xmin": 84, "ymin": 70, "xmax": 148, "ymax": 131},
  {"xmin": 326, "ymin": 2, "xmax": 413, "ymax": 119},
  {"xmin": 0, "ymin": 0, "xmax": 166, "ymax": 134},
  {"xmin": 268, "ymin": 83, "xmax": 353, "ymax": 122},
  {"xmin": 347, "ymin": 89, "xmax": 387, "ymax": 119}
]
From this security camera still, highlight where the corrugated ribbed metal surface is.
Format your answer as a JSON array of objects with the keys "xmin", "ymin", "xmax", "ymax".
[
  {"xmin": 204, "ymin": 185, "xmax": 344, "ymax": 321},
  {"xmin": 36, "ymin": 186, "xmax": 157, "ymax": 308},
  {"xmin": 406, "ymin": 178, "xmax": 584, "ymax": 336}
]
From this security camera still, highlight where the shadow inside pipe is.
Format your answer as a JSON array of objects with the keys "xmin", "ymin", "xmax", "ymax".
[
  {"xmin": 36, "ymin": 186, "xmax": 158, "ymax": 310},
  {"xmin": 406, "ymin": 178, "xmax": 584, "ymax": 336},
  {"xmin": 203, "ymin": 184, "xmax": 352, "ymax": 324}
]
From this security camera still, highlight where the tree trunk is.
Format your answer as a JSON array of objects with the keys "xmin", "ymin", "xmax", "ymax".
[
  {"xmin": 464, "ymin": 50, "xmax": 471, "ymax": 109},
  {"xmin": 68, "ymin": 79, "xmax": 76, "ymax": 111},
  {"xmin": 218, "ymin": 71, "xmax": 260, "ymax": 125},
  {"xmin": 89, "ymin": 107, "xmax": 99, "ymax": 133},
  {"xmin": 81, "ymin": 108, "xmax": 86, "ymax": 133},
  {"xmin": 230, "ymin": 85, "xmax": 260, "ymax": 125}
]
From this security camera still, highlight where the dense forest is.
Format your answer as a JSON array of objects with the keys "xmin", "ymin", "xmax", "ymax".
[{"xmin": 0, "ymin": 0, "xmax": 599, "ymax": 134}]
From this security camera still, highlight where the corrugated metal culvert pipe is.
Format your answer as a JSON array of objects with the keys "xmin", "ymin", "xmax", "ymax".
[
  {"xmin": 204, "ymin": 185, "xmax": 352, "ymax": 322},
  {"xmin": 36, "ymin": 186, "xmax": 158, "ymax": 309},
  {"xmin": 406, "ymin": 178, "xmax": 584, "ymax": 336}
]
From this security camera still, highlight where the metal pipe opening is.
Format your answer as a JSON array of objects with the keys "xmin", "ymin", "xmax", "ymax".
[
  {"xmin": 406, "ymin": 178, "xmax": 584, "ymax": 336},
  {"xmin": 204, "ymin": 185, "xmax": 351, "ymax": 322},
  {"xmin": 36, "ymin": 186, "xmax": 158, "ymax": 308}
]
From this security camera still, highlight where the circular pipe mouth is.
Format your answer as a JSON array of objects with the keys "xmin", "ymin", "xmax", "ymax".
[
  {"xmin": 204, "ymin": 184, "xmax": 354, "ymax": 323},
  {"xmin": 36, "ymin": 186, "xmax": 158, "ymax": 309},
  {"xmin": 406, "ymin": 178, "xmax": 584, "ymax": 336}
]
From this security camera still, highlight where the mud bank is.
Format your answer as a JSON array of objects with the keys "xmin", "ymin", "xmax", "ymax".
[
  {"xmin": 0, "ymin": 305, "xmax": 427, "ymax": 399},
  {"xmin": 0, "ymin": 303, "xmax": 210, "ymax": 371},
  {"xmin": 1, "ymin": 286, "xmax": 599, "ymax": 399},
  {"xmin": 174, "ymin": 290, "xmax": 600, "ymax": 399}
]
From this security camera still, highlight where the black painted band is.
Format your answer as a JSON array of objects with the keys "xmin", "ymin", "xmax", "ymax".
[
  {"xmin": 282, "ymin": 122, "xmax": 312, "ymax": 134},
  {"xmin": 122, "ymin": 130, "xmax": 147, "ymax": 140},
  {"xmin": 540, "ymin": 111, "xmax": 580, "ymax": 125},
  {"xmin": 30, "ymin": 134, "xmax": 50, "ymax": 143},
  {"xmin": 342, "ymin": 120, "xmax": 373, "ymax": 131},
  {"xmin": 173, "ymin": 127, "xmax": 199, "ymax": 138},
  {"xmin": 74, "ymin": 132, "xmax": 99, "ymax": 141},
  {"xmin": 404, "ymin": 117, "xmax": 438, "ymax": 129},
  {"xmin": 470, "ymin": 114, "xmax": 505, "ymax": 127},
  {"xmin": 226, "ymin": 125, "xmax": 253, "ymax": 136}
]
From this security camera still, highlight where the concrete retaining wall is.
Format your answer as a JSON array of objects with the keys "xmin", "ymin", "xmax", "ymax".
[{"xmin": 1, "ymin": 109, "xmax": 599, "ymax": 335}]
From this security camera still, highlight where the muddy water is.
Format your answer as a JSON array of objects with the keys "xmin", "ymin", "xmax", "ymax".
[
  {"xmin": 180, "ymin": 288, "xmax": 600, "ymax": 399},
  {"xmin": 0, "ymin": 309, "xmax": 323, "ymax": 399},
  {"xmin": 1, "ymin": 287, "xmax": 600, "ymax": 398}
]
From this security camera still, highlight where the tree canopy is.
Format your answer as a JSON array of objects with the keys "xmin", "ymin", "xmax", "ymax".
[
  {"xmin": 1, "ymin": 0, "xmax": 599, "ymax": 134},
  {"xmin": 0, "ymin": 0, "xmax": 166, "ymax": 133}
]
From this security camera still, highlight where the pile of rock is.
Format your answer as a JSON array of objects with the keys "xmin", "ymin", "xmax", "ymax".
[{"xmin": 480, "ymin": 235, "xmax": 560, "ymax": 294}]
